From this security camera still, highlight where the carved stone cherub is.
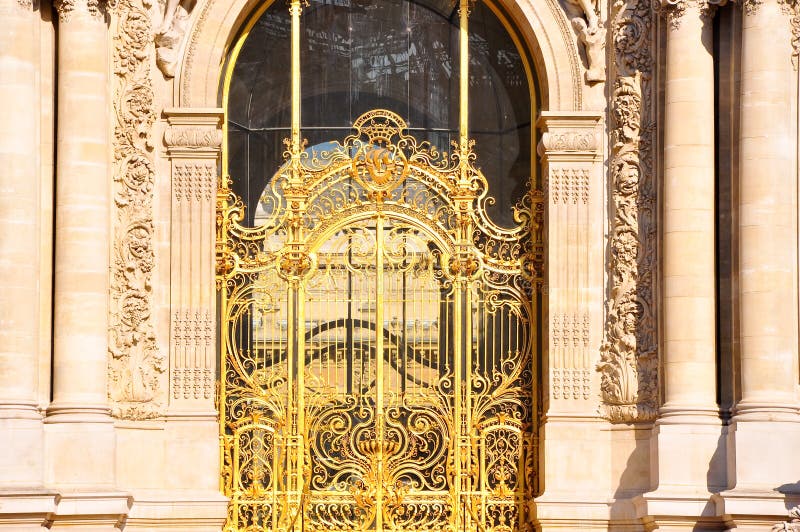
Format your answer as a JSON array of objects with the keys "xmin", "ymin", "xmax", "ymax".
[
  {"xmin": 565, "ymin": 0, "xmax": 600, "ymax": 31},
  {"xmin": 573, "ymin": 18, "xmax": 606, "ymax": 82},
  {"xmin": 155, "ymin": 0, "xmax": 196, "ymax": 78},
  {"xmin": 158, "ymin": 0, "xmax": 182, "ymax": 34},
  {"xmin": 563, "ymin": 0, "xmax": 607, "ymax": 83}
]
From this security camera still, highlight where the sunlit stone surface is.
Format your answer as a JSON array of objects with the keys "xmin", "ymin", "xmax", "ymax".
[{"xmin": 0, "ymin": 0, "xmax": 798, "ymax": 530}]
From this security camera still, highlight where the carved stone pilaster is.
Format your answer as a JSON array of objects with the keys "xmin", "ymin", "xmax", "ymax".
[
  {"xmin": 163, "ymin": 108, "xmax": 223, "ymax": 411},
  {"xmin": 538, "ymin": 113, "xmax": 602, "ymax": 413},
  {"xmin": 109, "ymin": 0, "xmax": 165, "ymax": 421},
  {"xmin": 601, "ymin": 0, "xmax": 658, "ymax": 423},
  {"xmin": 53, "ymin": 0, "xmax": 108, "ymax": 21}
]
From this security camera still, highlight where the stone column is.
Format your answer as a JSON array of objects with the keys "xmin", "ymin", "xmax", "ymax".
[
  {"xmin": 721, "ymin": 0, "xmax": 800, "ymax": 511},
  {"xmin": 636, "ymin": 0, "xmax": 725, "ymax": 528},
  {"xmin": 0, "ymin": 0, "xmax": 44, "ymax": 491},
  {"xmin": 735, "ymin": 0, "xmax": 799, "ymax": 420},
  {"xmin": 659, "ymin": 0, "xmax": 719, "ymax": 425},
  {"xmin": 48, "ymin": 0, "xmax": 112, "ymax": 423},
  {"xmin": 45, "ymin": 0, "xmax": 129, "ymax": 527}
]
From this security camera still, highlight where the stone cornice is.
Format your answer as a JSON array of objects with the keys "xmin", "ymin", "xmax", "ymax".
[
  {"xmin": 53, "ymin": 0, "xmax": 108, "ymax": 22},
  {"xmin": 163, "ymin": 108, "xmax": 224, "ymax": 157},
  {"xmin": 536, "ymin": 112, "xmax": 602, "ymax": 163}
]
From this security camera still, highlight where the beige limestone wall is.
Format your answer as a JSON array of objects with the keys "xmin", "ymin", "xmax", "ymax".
[
  {"xmin": 0, "ymin": 0, "xmax": 45, "ymax": 491},
  {"xmin": 1, "ymin": 0, "xmax": 800, "ymax": 530}
]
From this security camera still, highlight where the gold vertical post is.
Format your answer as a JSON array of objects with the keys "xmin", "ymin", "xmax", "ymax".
[
  {"xmin": 459, "ymin": 0, "xmax": 470, "ymax": 158},
  {"xmin": 290, "ymin": 0, "xmax": 302, "ymax": 157},
  {"xmin": 288, "ymin": 2, "xmax": 304, "ymax": 529},
  {"xmin": 375, "ymin": 217, "xmax": 385, "ymax": 531},
  {"xmin": 456, "ymin": 1, "xmax": 471, "ymax": 527}
]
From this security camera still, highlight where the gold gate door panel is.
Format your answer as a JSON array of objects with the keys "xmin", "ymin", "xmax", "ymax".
[{"xmin": 218, "ymin": 110, "xmax": 538, "ymax": 532}]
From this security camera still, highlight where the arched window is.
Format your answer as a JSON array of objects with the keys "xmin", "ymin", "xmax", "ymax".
[
  {"xmin": 218, "ymin": 1, "xmax": 538, "ymax": 530},
  {"xmin": 226, "ymin": 0, "xmax": 533, "ymax": 226}
]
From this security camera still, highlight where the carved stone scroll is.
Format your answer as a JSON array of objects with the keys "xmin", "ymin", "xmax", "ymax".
[
  {"xmin": 598, "ymin": 0, "xmax": 658, "ymax": 422},
  {"xmin": 109, "ymin": 0, "xmax": 166, "ymax": 420},
  {"xmin": 538, "ymin": 113, "xmax": 602, "ymax": 411},
  {"xmin": 163, "ymin": 108, "xmax": 223, "ymax": 410}
]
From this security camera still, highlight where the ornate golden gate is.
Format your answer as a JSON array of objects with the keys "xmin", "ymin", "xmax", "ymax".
[{"xmin": 217, "ymin": 3, "xmax": 540, "ymax": 531}]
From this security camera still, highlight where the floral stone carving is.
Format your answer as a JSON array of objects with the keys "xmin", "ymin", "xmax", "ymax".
[
  {"xmin": 597, "ymin": 0, "xmax": 659, "ymax": 422},
  {"xmin": 109, "ymin": 0, "xmax": 166, "ymax": 420}
]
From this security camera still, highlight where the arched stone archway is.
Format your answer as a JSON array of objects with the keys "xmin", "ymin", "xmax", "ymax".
[
  {"xmin": 174, "ymin": 0, "xmax": 587, "ymax": 111},
  {"xmin": 154, "ymin": 0, "xmax": 606, "ymax": 528}
]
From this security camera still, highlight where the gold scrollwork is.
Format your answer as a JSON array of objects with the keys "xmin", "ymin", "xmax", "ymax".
[{"xmin": 217, "ymin": 110, "xmax": 539, "ymax": 531}]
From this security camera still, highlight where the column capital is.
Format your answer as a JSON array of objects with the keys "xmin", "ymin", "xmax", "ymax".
[
  {"xmin": 737, "ymin": 0, "xmax": 800, "ymax": 67},
  {"xmin": 163, "ymin": 108, "xmax": 224, "ymax": 159},
  {"xmin": 4, "ymin": 0, "xmax": 34, "ymax": 12},
  {"xmin": 739, "ymin": 0, "xmax": 797, "ymax": 15},
  {"xmin": 53, "ymin": 0, "xmax": 109, "ymax": 22},
  {"xmin": 536, "ymin": 112, "xmax": 602, "ymax": 164},
  {"xmin": 658, "ymin": 0, "xmax": 729, "ymax": 26}
]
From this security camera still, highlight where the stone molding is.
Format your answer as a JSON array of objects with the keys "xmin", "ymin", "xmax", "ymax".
[
  {"xmin": 549, "ymin": 168, "xmax": 590, "ymax": 205},
  {"xmin": 47, "ymin": 492, "xmax": 131, "ymax": 529},
  {"xmin": 164, "ymin": 109, "xmax": 224, "ymax": 153},
  {"xmin": 171, "ymin": 308, "xmax": 214, "ymax": 401},
  {"xmin": 538, "ymin": 114, "xmax": 601, "ymax": 162},
  {"xmin": 0, "ymin": 491, "xmax": 58, "ymax": 529},
  {"xmin": 164, "ymin": 128, "xmax": 223, "ymax": 151},
  {"xmin": 600, "ymin": 0, "xmax": 659, "ymax": 423},
  {"xmin": 109, "ymin": 0, "xmax": 166, "ymax": 421},
  {"xmin": 163, "ymin": 108, "xmax": 223, "ymax": 412},
  {"xmin": 173, "ymin": 163, "xmax": 215, "ymax": 202}
]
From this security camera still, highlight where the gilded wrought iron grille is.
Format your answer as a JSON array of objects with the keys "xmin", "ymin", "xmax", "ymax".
[{"xmin": 218, "ymin": 2, "xmax": 541, "ymax": 531}]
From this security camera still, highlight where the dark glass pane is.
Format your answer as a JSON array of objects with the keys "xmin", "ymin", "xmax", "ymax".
[
  {"xmin": 301, "ymin": 0, "xmax": 459, "ymax": 150},
  {"xmin": 227, "ymin": 2, "xmax": 292, "ymax": 227},
  {"xmin": 227, "ymin": 123, "xmax": 248, "ymax": 194},
  {"xmin": 347, "ymin": 0, "xmax": 410, "ymax": 120},
  {"xmin": 228, "ymin": 125, "xmax": 290, "ymax": 227},
  {"xmin": 406, "ymin": 1, "xmax": 459, "ymax": 132},
  {"xmin": 301, "ymin": 2, "xmax": 352, "ymax": 127},
  {"xmin": 229, "ymin": 6, "xmax": 292, "ymax": 130},
  {"xmin": 469, "ymin": 2, "xmax": 532, "ymax": 228},
  {"xmin": 227, "ymin": 0, "xmax": 532, "ymax": 228}
]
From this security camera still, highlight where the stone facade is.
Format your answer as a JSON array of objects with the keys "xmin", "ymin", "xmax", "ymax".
[{"xmin": 0, "ymin": 0, "xmax": 799, "ymax": 530}]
